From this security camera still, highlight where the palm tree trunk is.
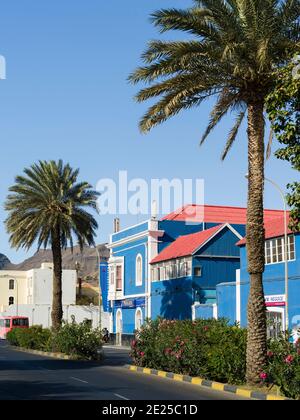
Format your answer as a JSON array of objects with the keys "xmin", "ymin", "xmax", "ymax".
[
  {"xmin": 51, "ymin": 226, "xmax": 63, "ymax": 331},
  {"xmin": 246, "ymin": 100, "xmax": 267, "ymax": 385}
]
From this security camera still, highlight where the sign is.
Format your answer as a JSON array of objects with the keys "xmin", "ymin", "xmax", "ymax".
[
  {"xmin": 265, "ymin": 295, "xmax": 286, "ymax": 307},
  {"xmin": 121, "ymin": 299, "xmax": 136, "ymax": 309}
]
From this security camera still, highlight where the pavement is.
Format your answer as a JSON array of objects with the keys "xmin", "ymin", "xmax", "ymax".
[{"xmin": 0, "ymin": 340, "xmax": 249, "ymax": 400}]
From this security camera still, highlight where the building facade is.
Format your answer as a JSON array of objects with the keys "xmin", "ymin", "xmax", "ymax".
[
  {"xmin": 216, "ymin": 216, "xmax": 300, "ymax": 339},
  {"xmin": 102, "ymin": 204, "xmax": 285, "ymax": 345},
  {"xmin": 0, "ymin": 262, "xmax": 77, "ymax": 313}
]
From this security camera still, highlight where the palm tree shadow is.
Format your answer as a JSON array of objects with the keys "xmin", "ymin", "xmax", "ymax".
[{"xmin": 159, "ymin": 279, "xmax": 199, "ymax": 320}]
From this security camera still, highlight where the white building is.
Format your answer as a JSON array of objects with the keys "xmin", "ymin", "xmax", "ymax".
[
  {"xmin": 0, "ymin": 263, "xmax": 76, "ymax": 313},
  {"xmin": 0, "ymin": 262, "xmax": 110, "ymax": 330}
]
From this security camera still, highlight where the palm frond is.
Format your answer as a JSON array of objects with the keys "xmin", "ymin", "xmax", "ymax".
[{"xmin": 221, "ymin": 109, "xmax": 247, "ymax": 160}]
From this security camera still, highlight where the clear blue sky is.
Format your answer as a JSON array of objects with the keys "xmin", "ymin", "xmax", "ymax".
[{"xmin": 0, "ymin": 0, "xmax": 296, "ymax": 263}]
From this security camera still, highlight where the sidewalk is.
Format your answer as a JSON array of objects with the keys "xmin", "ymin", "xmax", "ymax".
[{"xmin": 103, "ymin": 345, "xmax": 131, "ymax": 351}]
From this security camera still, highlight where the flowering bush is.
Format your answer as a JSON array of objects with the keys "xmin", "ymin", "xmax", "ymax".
[
  {"xmin": 265, "ymin": 335, "xmax": 300, "ymax": 400},
  {"xmin": 131, "ymin": 318, "xmax": 247, "ymax": 385}
]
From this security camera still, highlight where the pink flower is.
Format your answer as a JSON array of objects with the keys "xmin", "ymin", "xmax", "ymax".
[
  {"xmin": 285, "ymin": 355, "xmax": 294, "ymax": 364},
  {"xmin": 267, "ymin": 351, "xmax": 274, "ymax": 358},
  {"xmin": 131, "ymin": 340, "xmax": 137, "ymax": 348},
  {"xmin": 260, "ymin": 372, "xmax": 268, "ymax": 381},
  {"xmin": 140, "ymin": 352, "xmax": 145, "ymax": 357}
]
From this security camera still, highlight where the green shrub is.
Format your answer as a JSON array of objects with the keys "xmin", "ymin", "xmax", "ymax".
[
  {"xmin": 51, "ymin": 320, "xmax": 103, "ymax": 360},
  {"xmin": 7, "ymin": 326, "xmax": 52, "ymax": 351},
  {"xmin": 130, "ymin": 318, "xmax": 247, "ymax": 385},
  {"xmin": 265, "ymin": 335, "xmax": 300, "ymax": 400},
  {"xmin": 7, "ymin": 320, "xmax": 103, "ymax": 360}
]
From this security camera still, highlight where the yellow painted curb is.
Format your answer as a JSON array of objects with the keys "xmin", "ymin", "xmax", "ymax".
[
  {"xmin": 158, "ymin": 371, "xmax": 167, "ymax": 378},
  {"xmin": 266, "ymin": 395, "xmax": 286, "ymax": 401},
  {"xmin": 191, "ymin": 377, "xmax": 203, "ymax": 385},
  {"xmin": 236, "ymin": 389, "xmax": 253, "ymax": 398},
  {"xmin": 126, "ymin": 366, "xmax": 290, "ymax": 400},
  {"xmin": 173, "ymin": 374, "xmax": 184, "ymax": 382},
  {"xmin": 212, "ymin": 382, "xmax": 225, "ymax": 392}
]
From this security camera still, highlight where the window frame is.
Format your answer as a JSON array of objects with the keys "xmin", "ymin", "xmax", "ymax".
[{"xmin": 135, "ymin": 254, "xmax": 143, "ymax": 287}]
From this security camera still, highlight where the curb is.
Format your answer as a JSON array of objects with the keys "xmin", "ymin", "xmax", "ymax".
[
  {"xmin": 125, "ymin": 365, "xmax": 288, "ymax": 401},
  {"xmin": 12, "ymin": 346, "xmax": 74, "ymax": 360}
]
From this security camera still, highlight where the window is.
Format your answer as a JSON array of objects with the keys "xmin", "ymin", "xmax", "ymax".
[
  {"xmin": 12, "ymin": 318, "xmax": 28, "ymax": 327},
  {"xmin": 289, "ymin": 235, "xmax": 295, "ymax": 260},
  {"xmin": 267, "ymin": 309, "xmax": 284, "ymax": 339},
  {"xmin": 9, "ymin": 297, "xmax": 14, "ymax": 306},
  {"xmin": 194, "ymin": 266, "xmax": 202, "ymax": 277},
  {"xmin": 9, "ymin": 279, "xmax": 14, "ymax": 290},
  {"xmin": 110, "ymin": 267, "xmax": 115, "ymax": 286},
  {"xmin": 265, "ymin": 235, "xmax": 296, "ymax": 265},
  {"xmin": 170, "ymin": 264, "xmax": 177, "ymax": 279},
  {"xmin": 180, "ymin": 261, "xmax": 187, "ymax": 277},
  {"xmin": 116, "ymin": 265, "xmax": 122, "ymax": 291},
  {"xmin": 159, "ymin": 267, "xmax": 166, "ymax": 281},
  {"xmin": 179, "ymin": 260, "xmax": 191, "ymax": 277},
  {"xmin": 0, "ymin": 319, "xmax": 10, "ymax": 328},
  {"xmin": 135, "ymin": 308, "xmax": 143, "ymax": 331},
  {"xmin": 136, "ymin": 254, "xmax": 143, "ymax": 286}
]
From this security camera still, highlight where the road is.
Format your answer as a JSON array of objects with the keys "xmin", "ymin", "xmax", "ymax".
[{"xmin": 0, "ymin": 340, "xmax": 248, "ymax": 400}]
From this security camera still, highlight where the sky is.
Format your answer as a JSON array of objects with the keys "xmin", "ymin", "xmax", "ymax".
[{"xmin": 0, "ymin": 0, "xmax": 297, "ymax": 263}]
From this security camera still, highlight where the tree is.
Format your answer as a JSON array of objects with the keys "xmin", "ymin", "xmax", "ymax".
[
  {"xmin": 5, "ymin": 160, "xmax": 99, "ymax": 330},
  {"xmin": 267, "ymin": 57, "xmax": 300, "ymax": 231},
  {"xmin": 129, "ymin": 0, "xmax": 300, "ymax": 384}
]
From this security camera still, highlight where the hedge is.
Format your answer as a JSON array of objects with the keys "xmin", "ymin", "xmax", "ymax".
[{"xmin": 7, "ymin": 320, "xmax": 103, "ymax": 361}]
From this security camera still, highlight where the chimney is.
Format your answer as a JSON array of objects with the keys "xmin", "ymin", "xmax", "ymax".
[
  {"xmin": 151, "ymin": 200, "xmax": 158, "ymax": 220},
  {"xmin": 114, "ymin": 218, "xmax": 120, "ymax": 233}
]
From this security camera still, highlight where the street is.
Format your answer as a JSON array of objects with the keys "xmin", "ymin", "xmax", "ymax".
[{"xmin": 0, "ymin": 340, "xmax": 248, "ymax": 400}]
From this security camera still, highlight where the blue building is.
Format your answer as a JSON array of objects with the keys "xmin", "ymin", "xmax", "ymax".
[
  {"xmin": 101, "ymin": 205, "xmax": 286, "ymax": 345},
  {"xmin": 216, "ymin": 216, "xmax": 300, "ymax": 339}
]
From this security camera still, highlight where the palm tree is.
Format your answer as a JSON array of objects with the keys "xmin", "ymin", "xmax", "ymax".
[
  {"xmin": 129, "ymin": 0, "xmax": 300, "ymax": 384},
  {"xmin": 5, "ymin": 160, "xmax": 99, "ymax": 331}
]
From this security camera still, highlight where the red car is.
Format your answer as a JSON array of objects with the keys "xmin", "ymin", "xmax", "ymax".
[{"xmin": 0, "ymin": 316, "xmax": 29, "ymax": 339}]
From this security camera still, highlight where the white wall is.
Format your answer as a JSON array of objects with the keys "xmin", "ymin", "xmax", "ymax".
[
  {"xmin": 0, "ymin": 264, "xmax": 76, "ymax": 311},
  {"xmin": 0, "ymin": 304, "xmax": 110, "ymax": 330}
]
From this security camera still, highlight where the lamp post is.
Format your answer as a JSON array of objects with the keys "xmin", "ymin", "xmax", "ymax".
[{"xmin": 245, "ymin": 174, "xmax": 289, "ymax": 331}]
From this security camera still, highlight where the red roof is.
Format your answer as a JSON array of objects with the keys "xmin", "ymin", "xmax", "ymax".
[
  {"xmin": 237, "ymin": 215, "xmax": 294, "ymax": 246},
  {"xmin": 151, "ymin": 224, "xmax": 225, "ymax": 264},
  {"xmin": 162, "ymin": 204, "xmax": 285, "ymax": 225}
]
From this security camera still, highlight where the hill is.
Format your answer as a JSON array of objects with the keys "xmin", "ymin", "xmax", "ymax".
[{"xmin": 2, "ymin": 244, "xmax": 110, "ymax": 286}]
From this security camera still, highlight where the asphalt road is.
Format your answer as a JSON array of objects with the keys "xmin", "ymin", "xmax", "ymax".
[{"xmin": 0, "ymin": 340, "xmax": 249, "ymax": 400}]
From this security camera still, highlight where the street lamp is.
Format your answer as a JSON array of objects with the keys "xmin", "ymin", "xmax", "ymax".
[{"xmin": 245, "ymin": 174, "xmax": 289, "ymax": 331}]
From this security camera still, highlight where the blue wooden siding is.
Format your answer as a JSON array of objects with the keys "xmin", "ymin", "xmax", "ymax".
[
  {"xmin": 151, "ymin": 277, "xmax": 193, "ymax": 320},
  {"xmin": 198, "ymin": 227, "xmax": 241, "ymax": 257},
  {"xmin": 192, "ymin": 257, "xmax": 240, "ymax": 289},
  {"xmin": 158, "ymin": 220, "xmax": 204, "ymax": 252}
]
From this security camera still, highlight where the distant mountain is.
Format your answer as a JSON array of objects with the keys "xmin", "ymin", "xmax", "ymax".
[
  {"xmin": 2, "ymin": 244, "xmax": 110, "ymax": 285},
  {"xmin": 0, "ymin": 254, "xmax": 11, "ymax": 269}
]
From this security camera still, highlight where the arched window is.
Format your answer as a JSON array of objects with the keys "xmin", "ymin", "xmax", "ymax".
[
  {"xmin": 9, "ymin": 279, "xmax": 14, "ymax": 290},
  {"xmin": 135, "ymin": 308, "xmax": 143, "ymax": 331},
  {"xmin": 136, "ymin": 254, "xmax": 143, "ymax": 286},
  {"xmin": 9, "ymin": 297, "xmax": 14, "ymax": 306}
]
